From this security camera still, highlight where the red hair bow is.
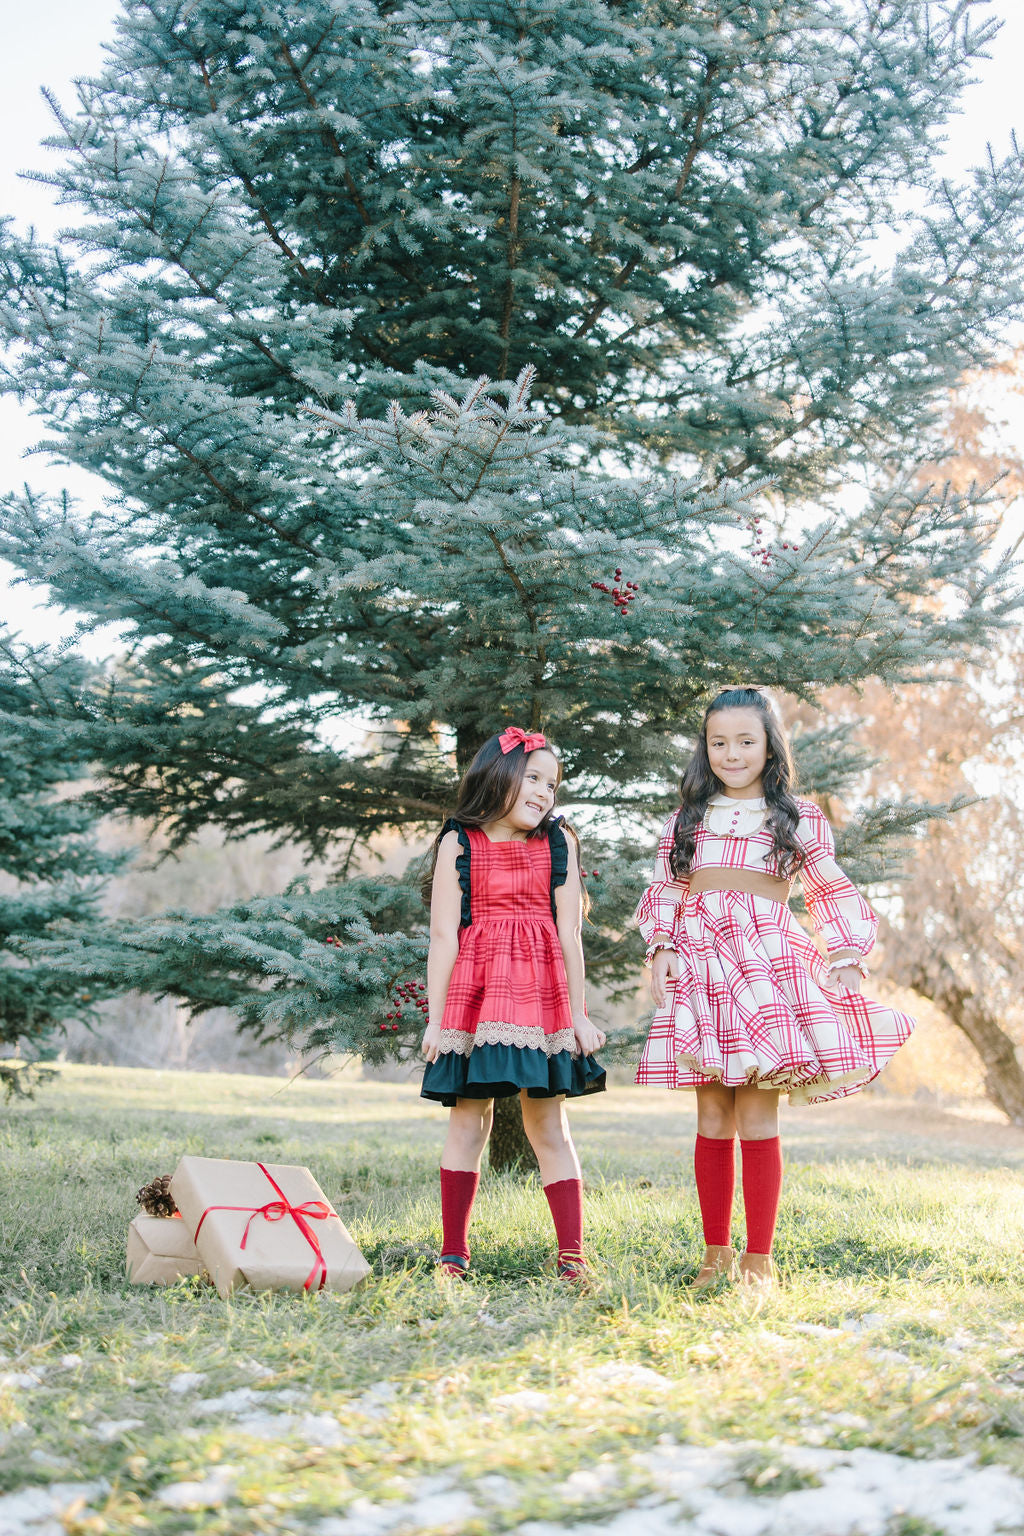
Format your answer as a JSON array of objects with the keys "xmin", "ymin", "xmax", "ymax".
[{"xmin": 499, "ymin": 726, "xmax": 547, "ymax": 755}]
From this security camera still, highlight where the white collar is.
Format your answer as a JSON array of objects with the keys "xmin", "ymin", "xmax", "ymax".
[{"xmin": 708, "ymin": 793, "xmax": 766, "ymax": 809}]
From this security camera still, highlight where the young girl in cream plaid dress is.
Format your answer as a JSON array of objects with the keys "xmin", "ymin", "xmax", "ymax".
[{"xmin": 635, "ymin": 688, "xmax": 914, "ymax": 1290}]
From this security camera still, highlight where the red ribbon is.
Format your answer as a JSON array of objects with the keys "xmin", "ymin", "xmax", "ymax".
[
  {"xmin": 499, "ymin": 726, "xmax": 546, "ymax": 755},
  {"xmin": 192, "ymin": 1161, "xmax": 334, "ymax": 1292}
]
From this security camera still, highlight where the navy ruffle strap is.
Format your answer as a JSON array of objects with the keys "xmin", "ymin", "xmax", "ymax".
[
  {"xmin": 548, "ymin": 816, "xmax": 569, "ymax": 919},
  {"xmin": 440, "ymin": 817, "xmax": 472, "ymax": 927}
]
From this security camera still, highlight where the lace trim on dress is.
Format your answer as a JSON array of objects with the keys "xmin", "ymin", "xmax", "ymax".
[
  {"xmin": 440, "ymin": 817, "xmax": 472, "ymax": 927},
  {"xmin": 436, "ymin": 1021, "xmax": 578, "ymax": 1057}
]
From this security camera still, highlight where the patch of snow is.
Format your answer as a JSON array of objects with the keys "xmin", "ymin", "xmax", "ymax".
[
  {"xmin": 636, "ymin": 1442, "xmax": 737, "ymax": 1498},
  {"xmin": 195, "ymin": 1386, "xmax": 261, "ymax": 1414},
  {"xmin": 0, "ymin": 1480, "xmax": 107, "ymax": 1536},
  {"xmin": 345, "ymin": 1380, "xmax": 399, "ymax": 1419},
  {"xmin": 233, "ymin": 1410, "xmax": 350, "ymax": 1448},
  {"xmin": 770, "ymin": 1484, "xmax": 884, "ymax": 1535},
  {"xmin": 587, "ymin": 1362, "xmax": 672, "ymax": 1391},
  {"xmin": 558, "ymin": 1464, "xmax": 621, "ymax": 1500},
  {"xmin": 318, "ymin": 1488, "xmax": 477, "ymax": 1535},
  {"xmin": 475, "ymin": 1473, "xmax": 516, "ymax": 1505},
  {"xmin": 318, "ymin": 1496, "xmax": 400, "ymax": 1535},
  {"xmin": 239, "ymin": 1357, "xmax": 274, "ymax": 1379},
  {"xmin": 0, "ymin": 1370, "xmax": 43, "ymax": 1389},
  {"xmin": 58, "ymin": 1354, "xmax": 82, "ymax": 1369},
  {"xmin": 90, "ymin": 1419, "xmax": 145, "ymax": 1443},
  {"xmin": 865, "ymin": 1347, "xmax": 912, "ymax": 1366},
  {"xmin": 27, "ymin": 1452, "xmax": 69, "ymax": 1471},
  {"xmin": 507, "ymin": 1443, "xmax": 1024, "ymax": 1535},
  {"xmin": 693, "ymin": 1496, "xmax": 775, "ymax": 1536},
  {"xmin": 787, "ymin": 1323, "xmax": 845, "ymax": 1338},
  {"xmin": 492, "ymin": 1389, "xmax": 552, "ymax": 1413},
  {"xmin": 408, "ymin": 1491, "xmax": 478, "ymax": 1528},
  {"xmin": 840, "ymin": 1313, "xmax": 887, "ymax": 1334},
  {"xmin": 821, "ymin": 1412, "xmax": 870, "ymax": 1431},
  {"xmin": 297, "ymin": 1412, "xmax": 352, "ymax": 1448},
  {"xmin": 156, "ymin": 1465, "xmax": 237, "ymax": 1511},
  {"xmin": 168, "ymin": 1371, "xmax": 207, "ymax": 1395}
]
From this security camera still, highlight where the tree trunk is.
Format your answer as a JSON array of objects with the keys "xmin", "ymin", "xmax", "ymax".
[
  {"xmin": 489, "ymin": 1094, "xmax": 539, "ymax": 1173},
  {"xmin": 894, "ymin": 954, "xmax": 1024, "ymax": 1127}
]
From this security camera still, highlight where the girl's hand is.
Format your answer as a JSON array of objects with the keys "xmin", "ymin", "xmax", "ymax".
[
  {"xmin": 573, "ymin": 1016, "xmax": 606, "ymax": 1056},
  {"xmin": 831, "ymin": 965, "xmax": 863, "ymax": 994},
  {"xmin": 651, "ymin": 948, "xmax": 679, "ymax": 1007},
  {"xmin": 420, "ymin": 1023, "xmax": 443, "ymax": 1063}
]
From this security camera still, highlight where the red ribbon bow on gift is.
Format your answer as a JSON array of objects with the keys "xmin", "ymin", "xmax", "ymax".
[
  {"xmin": 498, "ymin": 726, "xmax": 547, "ymax": 755},
  {"xmin": 193, "ymin": 1161, "xmax": 335, "ymax": 1292}
]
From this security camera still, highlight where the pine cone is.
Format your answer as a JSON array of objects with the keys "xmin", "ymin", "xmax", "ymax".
[{"xmin": 136, "ymin": 1174, "xmax": 178, "ymax": 1217}]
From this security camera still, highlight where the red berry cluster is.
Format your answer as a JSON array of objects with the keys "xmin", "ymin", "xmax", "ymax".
[
  {"xmin": 590, "ymin": 568, "xmax": 640, "ymax": 618},
  {"xmin": 380, "ymin": 978, "xmax": 428, "ymax": 1033},
  {"xmin": 736, "ymin": 515, "xmax": 799, "ymax": 568},
  {"xmin": 323, "ymin": 934, "xmax": 342, "ymax": 947},
  {"xmin": 584, "ymin": 869, "xmax": 601, "ymax": 879}
]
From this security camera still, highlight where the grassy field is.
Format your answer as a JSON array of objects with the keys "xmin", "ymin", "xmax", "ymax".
[{"xmin": 1, "ymin": 1064, "xmax": 1023, "ymax": 1535}]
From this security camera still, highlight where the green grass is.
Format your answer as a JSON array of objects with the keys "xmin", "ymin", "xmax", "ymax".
[{"xmin": 1, "ymin": 1065, "xmax": 1023, "ymax": 1534}]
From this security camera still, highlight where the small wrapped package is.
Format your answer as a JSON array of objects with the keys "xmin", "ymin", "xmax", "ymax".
[
  {"xmin": 170, "ymin": 1155, "xmax": 371, "ymax": 1299},
  {"xmin": 126, "ymin": 1213, "xmax": 206, "ymax": 1286}
]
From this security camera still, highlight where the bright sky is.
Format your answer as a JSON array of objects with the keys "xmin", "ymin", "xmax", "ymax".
[{"xmin": 2, "ymin": 1, "xmax": 1023, "ymax": 652}]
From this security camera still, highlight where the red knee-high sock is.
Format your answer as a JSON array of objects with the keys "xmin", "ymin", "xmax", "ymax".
[
  {"xmin": 694, "ymin": 1134, "xmax": 735, "ymax": 1246},
  {"xmin": 740, "ymin": 1137, "xmax": 783, "ymax": 1255},
  {"xmin": 439, "ymin": 1168, "xmax": 480, "ymax": 1263},
  {"xmin": 543, "ymin": 1178, "xmax": 584, "ymax": 1264}
]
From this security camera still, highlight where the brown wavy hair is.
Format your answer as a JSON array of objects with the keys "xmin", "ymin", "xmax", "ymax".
[
  {"xmin": 422, "ymin": 732, "xmax": 590, "ymax": 914},
  {"xmin": 671, "ymin": 688, "xmax": 805, "ymax": 881}
]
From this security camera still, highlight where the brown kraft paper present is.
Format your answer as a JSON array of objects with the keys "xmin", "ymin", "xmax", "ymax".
[
  {"xmin": 170, "ymin": 1154, "xmax": 371, "ymax": 1299},
  {"xmin": 126, "ymin": 1213, "xmax": 207, "ymax": 1286}
]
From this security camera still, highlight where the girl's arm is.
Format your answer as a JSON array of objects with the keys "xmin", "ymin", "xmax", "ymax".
[
  {"xmin": 798, "ymin": 804, "xmax": 877, "ymax": 992},
  {"xmin": 421, "ymin": 831, "xmax": 463, "ymax": 1063},
  {"xmin": 554, "ymin": 845, "xmax": 606, "ymax": 1057},
  {"xmin": 634, "ymin": 813, "xmax": 689, "ymax": 960}
]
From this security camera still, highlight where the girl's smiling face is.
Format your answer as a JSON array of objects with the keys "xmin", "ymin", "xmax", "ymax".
[
  {"xmin": 498, "ymin": 748, "xmax": 559, "ymax": 834},
  {"xmin": 706, "ymin": 707, "xmax": 769, "ymax": 798}
]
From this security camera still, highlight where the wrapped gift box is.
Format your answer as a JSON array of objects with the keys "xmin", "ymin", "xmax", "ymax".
[
  {"xmin": 126, "ymin": 1213, "xmax": 207, "ymax": 1286},
  {"xmin": 170, "ymin": 1154, "xmax": 371, "ymax": 1299}
]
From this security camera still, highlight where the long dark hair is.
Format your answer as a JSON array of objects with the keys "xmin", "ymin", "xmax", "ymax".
[
  {"xmin": 422, "ymin": 732, "xmax": 589, "ymax": 914},
  {"xmin": 671, "ymin": 688, "xmax": 805, "ymax": 881}
]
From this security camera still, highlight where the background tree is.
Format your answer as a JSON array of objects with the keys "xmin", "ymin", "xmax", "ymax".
[
  {"xmin": 0, "ymin": 631, "xmax": 118, "ymax": 1097},
  {"xmin": 1, "ymin": 0, "xmax": 1023, "ymax": 1153},
  {"xmin": 813, "ymin": 362, "xmax": 1024, "ymax": 1125}
]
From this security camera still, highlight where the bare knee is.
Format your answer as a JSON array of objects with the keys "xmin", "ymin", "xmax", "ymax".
[
  {"xmin": 521, "ymin": 1098, "xmax": 571, "ymax": 1157},
  {"xmin": 446, "ymin": 1099, "xmax": 493, "ymax": 1159},
  {"xmin": 735, "ymin": 1087, "xmax": 779, "ymax": 1140},
  {"xmin": 696, "ymin": 1086, "xmax": 736, "ymax": 1140}
]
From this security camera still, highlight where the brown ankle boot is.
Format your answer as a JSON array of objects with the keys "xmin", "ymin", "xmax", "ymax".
[
  {"xmin": 738, "ymin": 1250, "xmax": 775, "ymax": 1288},
  {"xmin": 688, "ymin": 1244, "xmax": 737, "ymax": 1292}
]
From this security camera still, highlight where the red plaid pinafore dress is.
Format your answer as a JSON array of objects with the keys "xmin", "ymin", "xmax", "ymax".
[{"xmin": 420, "ymin": 818, "xmax": 606, "ymax": 1106}]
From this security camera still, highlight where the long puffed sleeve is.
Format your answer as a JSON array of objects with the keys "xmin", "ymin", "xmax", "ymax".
[
  {"xmin": 796, "ymin": 801, "xmax": 877, "ymax": 960},
  {"xmin": 633, "ymin": 813, "xmax": 690, "ymax": 960}
]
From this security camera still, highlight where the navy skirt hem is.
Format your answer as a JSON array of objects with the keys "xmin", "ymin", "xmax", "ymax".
[{"xmin": 420, "ymin": 1042, "xmax": 606, "ymax": 1107}]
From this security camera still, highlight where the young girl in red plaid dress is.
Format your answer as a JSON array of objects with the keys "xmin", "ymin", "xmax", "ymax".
[
  {"xmin": 421, "ymin": 728, "xmax": 606, "ymax": 1281},
  {"xmin": 635, "ymin": 687, "xmax": 914, "ymax": 1290}
]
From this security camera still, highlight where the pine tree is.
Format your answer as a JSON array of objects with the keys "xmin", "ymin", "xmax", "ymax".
[
  {"xmin": 1, "ymin": 1, "xmax": 1023, "ymax": 1146},
  {"xmin": 0, "ymin": 633, "xmax": 118, "ymax": 1097}
]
